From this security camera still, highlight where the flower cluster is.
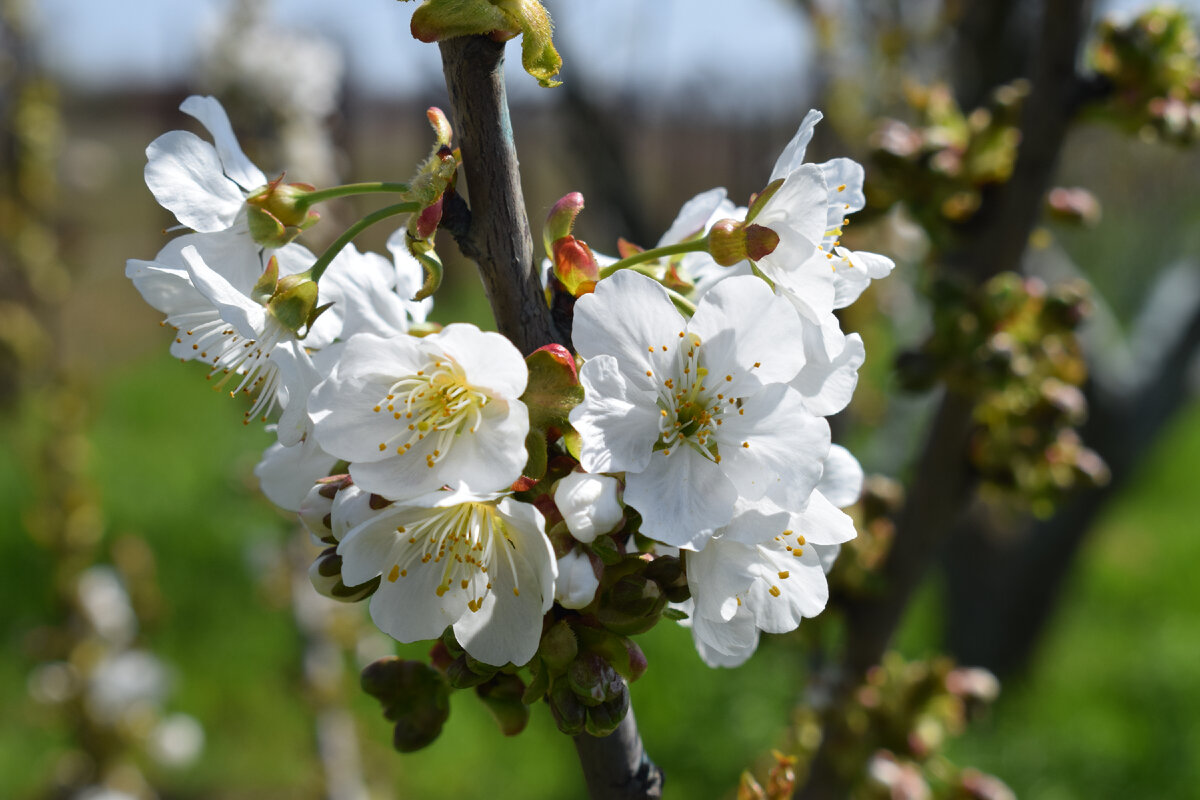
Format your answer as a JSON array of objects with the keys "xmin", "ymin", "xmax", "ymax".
[{"xmin": 127, "ymin": 97, "xmax": 890, "ymax": 740}]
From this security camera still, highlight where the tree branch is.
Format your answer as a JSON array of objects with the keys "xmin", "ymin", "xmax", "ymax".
[
  {"xmin": 437, "ymin": 35, "xmax": 566, "ymax": 354},
  {"xmin": 794, "ymin": 2, "xmax": 1094, "ymax": 796},
  {"xmin": 437, "ymin": 34, "xmax": 660, "ymax": 799},
  {"xmin": 573, "ymin": 708, "xmax": 664, "ymax": 800}
]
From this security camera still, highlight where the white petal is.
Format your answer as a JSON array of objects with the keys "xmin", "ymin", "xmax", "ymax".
[
  {"xmin": 688, "ymin": 276, "xmax": 806, "ymax": 393},
  {"xmin": 657, "ymin": 187, "xmax": 728, "ymax": 247},
  {"xmin": 179, "ymin": 95, "xmax": 267, "ymax": 191},
  {"xmin": 573, "ymin": 270, "xmax": 685, "ymax": 393},
  {"xmin": 436, "ymin": 324, "xmax": 527, "ymax": 398},
  {"xmin": 745, "ymin": 543, "xmax": 828, "ymax": 633},
  {"xmin": 145, "ymin": 131, "xmax": 244, "ymax": 232},
  {"xmin": 769, "ymin": 109, "xmax": 824, "ymax": 182},
  {"xmin": 717, "ymin": 383, "xmax": 830, "ymax": 508},
  {"xmin": 790, "ymin": 490, "xmax": 857, "ymax": 546},
  {"xmin": 255, "ymin": 438, "xmax": 338, "ymax": 512},
  {"xmin": 624, "ymin": 447, "xmax": 736, "ymax": 549},
  {"xmin": 554, "ymin": 471, "xmax": 624, "ymax": 544},
  {"xmin": 555, "ymin": 548, "xmax": 600, "ymax": 609},
  {"xmin": 180, "ymin": 245, "xmax": 264, "ymax": 340},
  {"xmin": 794, "ymin": 329, "xmax": 865, "ymax": 418},
  {"xmin": 818, "ymin": 444, "xmax": 864, "ymax": 508},
  {"xmin": 571, "ymin": 355, "xmax": 661, "ymax": 474}
]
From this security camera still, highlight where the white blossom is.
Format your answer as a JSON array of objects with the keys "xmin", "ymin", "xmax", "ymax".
[
  {"xmin": 338, "ymin": 486, "xmax": 556, "ymax": 666},
  {"xmin": 310, "ymin": 325, "xmax": 529, "ymax": 500},
  {"xmin": 570, "ymin": 270, "xmax": 830, "ymax": 548}
]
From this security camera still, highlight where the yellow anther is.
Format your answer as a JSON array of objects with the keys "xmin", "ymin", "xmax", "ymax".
[
  {"xmin": 388, "ymin": 565, "xmax": 400, "ymax": 582},
  {"xmin": 778, "ymin": 571, "xmax": 790, "ymax": 580},
  {"xmin": 769, "ymin": 586, "xmax": 781, "ymax": 597}
]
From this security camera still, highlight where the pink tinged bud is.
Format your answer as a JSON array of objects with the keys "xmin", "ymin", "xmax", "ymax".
[
  {"xmin": 745, "ymin": 223, "xmax": 780, "ymax": 261},
  {"xmin": 551, "ymin": 236, "xmax": 600, "ymax": 296},
  {"xmin": 414, "ymin": 195, "xmax": 444, "ymax": 240},
  {"xmin": 554, "ymin": 471, "xmax": 623, "ymax": 543},
  {"xmin": 708, "ymin": 218, "xmax": 748, "ymax": 267},
  {"xmin": 544, "ymin": 192, "xmax": 585, "ymax": 255},
  {"xmin": 426, "ymin": 107, "xmax": 453, "ymax": 147},
  {"xmin": 531, "ymin": 343, "xmax": 578, "ymax": 382}
]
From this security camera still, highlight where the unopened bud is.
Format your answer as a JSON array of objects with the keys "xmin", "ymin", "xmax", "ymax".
[
  {"xmin": 554, "ymin": 471, "xmax": 623, "ymax": 544},
  {"xmin": 360, "ymin": 657, "xmax": 451, "ymax": 753},
  {"xmin": 643, "ymin": 554, "xmax": 689, "ymax": 603},
  {"xmin": 554, "ymin": 547, "xmax": 601, "ymax": 610},
  {"xmin": 426, "ymin": 107, "xmax": 453, "ymax": 147},
  {"xmin": 330, "ymin": 484, "xmax": 376, "ymax": 542},
  {"xmin": 548, "ymin": 675, "xmax": 587, "ymax": 735},
  {"xmin": 585, "ymin": 681, "xmax": 630, "ymax": 737},
  {"xmin": 444, "ymin": 654, "xmax": 498, "ymax": 689},
  {"xmin": 475, "ymin": 673, "xmax": 530, "ymax": 736},
  {"xmin": 538, "ymin": 620, "xmax": 580, "ymax": 673},
  {"xmin": 544, "ymin": 192, "xmax": 586, "ymax": 256},
  {"xmin": 552, "ymin": 236, "xmax": 600, "ymax": 296},
  {"xmin": 267, "ymin": 273, "xmax": 322, "ymax": 334},
  {"xmin": 309, "ymin": 547, "xmax": 379, "ymax": 603},
  {"xmin": 299, "ymin": 475, "xmax": 351, "ymax": 544},
  {"xmin": 566, "ymin": 652, "xmax": 623, "ymax": 707}
]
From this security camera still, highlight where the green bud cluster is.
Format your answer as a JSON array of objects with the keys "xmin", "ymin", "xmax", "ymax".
[
  {"xmin": 784, "ymin": 654, "xmax": 1009, "ymax": 800},
  {"xmin": 897, "ymin": 273, "xmax": 1108, "ymax": 515},
  {"xmin": 1089, "ymin": 8, "xmax": 1200, "ymax": 145},
  {"xmin": 245, "ymin": 177, "xmax": 320, "ymax": 248},
  {"xmin": 360, "ymin": 657, "xmax": 451, "ymax": 752},
  {"xmin": 869, "ymin": 81, "xmax": 1027, "ymax": 250}
]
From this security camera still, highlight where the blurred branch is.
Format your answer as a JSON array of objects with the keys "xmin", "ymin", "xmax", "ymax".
[
  {"xmin": 437, "ymin": 35, "xmax": 566, "ymax": 354},
  {"xmin": 794, "ymin": 2, "xmax": 1094, "ymax": 797},
  {"xmin": 437, "ymin": 35, "xmax": 659, "ymax": 799}
]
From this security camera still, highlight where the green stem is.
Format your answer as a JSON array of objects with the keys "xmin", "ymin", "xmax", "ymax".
[
  {"xmin": 597, "ymin": 237, "xmax": 710, "ymax": 279},
  {"xmin": 308, "ymin": 202, "xmax": 420, "ymax": 282},
  {"xmin": 663, "ymin": 284, "xmax": 697, "ymax": 316},
  {"xmin": 296, "ymin": 181, "xmax": 411, "ymax": 210}
]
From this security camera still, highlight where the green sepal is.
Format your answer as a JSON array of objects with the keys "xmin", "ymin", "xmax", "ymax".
[
  {"xmin": 495, "ymin": 0, "xmax": 562, "ymax": 87},
  {"xmin": 745, "ymin": 177, "xmax": 786, "ymax": 224},
  {"xmin": 251, "ymin": 256, "xmax": 280, "ymax": 305},
  {"xmin": 521, "ymin": 658, "xmax": 550, "ymax": 704},
  {"xmin": 408, "ymin": 237, "xmax": 444, "ymax": 301},
  {"xmin": 662, "ymin": 606, "xmax": 689, "ymax": 622},
  {"xmin": 268, "ymin": 275, "xmax": 320, "ymax": 333},
  {"xmin": 475, "ymin": 673, "xmax": 530, "ymax": 736}
]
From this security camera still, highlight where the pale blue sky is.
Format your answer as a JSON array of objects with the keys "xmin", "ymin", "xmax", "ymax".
[{"xmin": 29, "ymin": 0, "xmax": 1196, "ymax": 109}]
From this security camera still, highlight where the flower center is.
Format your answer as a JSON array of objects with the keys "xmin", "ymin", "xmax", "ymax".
[
  {"xmin": 384, "ymin": 502, "xmax": 521, "ymax": 612},
  {"xmin": 648, "ymin": 332, "xmax": 735, "ymax": 463},
  {"xmin": 374, "ymin": 356, "xmax": 491, "ymax": 468}
]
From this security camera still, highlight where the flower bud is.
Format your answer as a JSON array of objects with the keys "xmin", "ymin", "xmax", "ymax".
[
  {"xmin": 475, "ymin": 673, "xmax": 530, "ymax": 736},
  {"xmin": 554, "ymin": 471, "xmax": 623, "ymax": 544},
  {"xmin": 309, "ymin": 547, "xmax": 380, "ymax": 603},
  {"xmin": 554, "ymin": 547, "xmax": 601, "ymax": 609},
  {"xmin": 299, "ymin": 475, "xmax": 351, "ymax": 544},
  {"xmin": 245, "ymin": 177, "xmax": 320, "ymax": 248},
  {"xmin": 548, "ymin": 675, "xmax": 587, "ymax": 735},
  {"xmin": 329, "ymin": 483, "xmax": 377, "ymax": 543},
  {"xmin": 444, "ymin": 653, "xmax": 498, "ymax": 689},
  {"xmin": 567, "ymin": 652, "xmax": 624, "ymax": 707},
  {"xmin": 538, "ymin": 620, "xmax": 579, "ymax": 673},
  {"xmin": 551, "ymin": 236, "xmax": 600, "ymax": 297},
  {"xmin": 585, "ymin": 682, "xmax": 630, "ymax": 737},
  {"xmin": 544, "ymin": 192, "xmax": 585, "ymax": 255},
  {"xmin": 360, "ymin": 657, "xmax": 451, "ymax": 753},
  {"xmin": 643, "ymin": 554, "xmax": 690, "ymax": 604}
]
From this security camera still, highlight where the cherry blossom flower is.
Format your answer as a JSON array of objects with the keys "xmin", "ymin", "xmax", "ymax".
[
  {"xmin": 682, "ymin": 445, "xmax": 864, "ymax": 667},
  {"xmin": 309, "ymin": 325, "xmax": 529, "ymax": 501},
  {"xmin": 337, "ymin": 486, "xmax": 556, "ymax": 666},
  {"xmin": 570, "ymin": 270, "xmax": 830, "ymax": 548}
]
